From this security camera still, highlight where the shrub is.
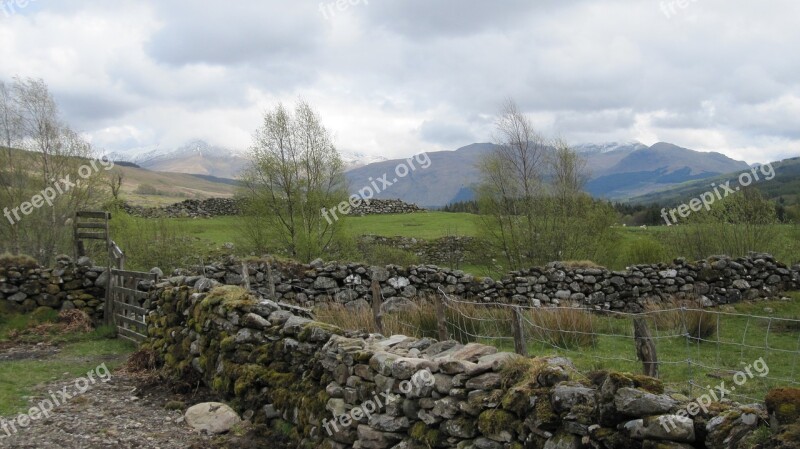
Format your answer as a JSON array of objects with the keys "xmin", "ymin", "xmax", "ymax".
[
  {"xmin": 683, "ymin": 308, "xmax": 718, "ymax": 342},
  {"xmin": 622, "ymin": 239, "xmax": 668, "ymax": 265}
]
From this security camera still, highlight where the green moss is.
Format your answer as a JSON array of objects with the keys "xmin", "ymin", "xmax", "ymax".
[
  {"xmin": 765, "ymin": 387, "xmax": 800, "ymax": 425},
  {"xmin": 607, "ymin": 371, "xmax": 664, "ymax": 394},
  {"xmin": 220, "ymin": 336, "xmax": 236, "ymax": 353},
  {"xmin": 297, "ymin": 322, "xmax": 343, "ymax": 342},
  {"xmin": 737, "ymin": 426, "xmax": 772, "ymax": 449},
  {"xmin": 410, "ymin": 421, "xmax": 443, "ymax": 446},
  {"xmin": 200, "ymin": 286, "xmax": 257, "ymax": 311},
  {"xmin": 477, "ymin": 409, "xmax": 517, "ymax": 436}
]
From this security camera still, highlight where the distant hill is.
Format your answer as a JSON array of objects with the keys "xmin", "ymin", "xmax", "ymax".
[
  {"xmin": 345, "ymin": 143, "xmax": 491, "ymax": 208},
  {"xmin": 346, "ymin": 142, "xmax": 752, "ymax": 207},
  {"xmin": 627, "ymin": 156, "xmax": 800, "ymax": 206}
]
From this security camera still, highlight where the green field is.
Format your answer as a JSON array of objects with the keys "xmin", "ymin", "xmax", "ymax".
[
  {"xmin": 148, "ymin": 212, "xmax": 800, "ymax": 272},
  {"xmin": 0, "ymin": 312, "xmax": 134, "ymax": 415}
]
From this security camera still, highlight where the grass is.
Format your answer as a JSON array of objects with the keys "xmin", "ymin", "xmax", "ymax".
[
  {"xmin": 315, "ymin": 293, "xmax": 800, "ymax": 401},
  {"xmin": 0, "ymin": 311, "xmax": 135, "ymax": 415},
  {"xmin": 154, "ymin": 213, "xmax": 799, "ymax": 271}
]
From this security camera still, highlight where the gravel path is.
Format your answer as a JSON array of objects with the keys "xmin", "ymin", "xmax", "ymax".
[{"xmin": 0, "ymin": 369, "xmax": 222, "ymax": 449}]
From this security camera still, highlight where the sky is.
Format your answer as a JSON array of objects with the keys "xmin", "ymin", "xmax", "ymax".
[{"xmin": 1, "ymin": 0, "xmax": 799, "ymax": 164}]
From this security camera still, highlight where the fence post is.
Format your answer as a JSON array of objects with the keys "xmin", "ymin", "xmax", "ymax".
[
  {"xmin": 266, "ymin": 258, "xmax": 276, "ymax": 299},
  {"xmin": 634, "ymin": 316, "xmax": 659, "ymax": 378},
  {"xmin": 371, "ymin": 279, "xmax": 384, "ymax": 334},
  {"xmin": 512, "ymin": 306, "xmax": 528, "ymax": 356},
  {"xmin": 435, "ymin": 294, "xmax": 448, "ymax": 342},
  {"xmin": 242, "ymin": 261, "xmax": 250, "ymax": 291}
]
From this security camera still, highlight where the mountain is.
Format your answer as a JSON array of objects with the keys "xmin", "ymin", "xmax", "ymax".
[
  {"xmin": 341, "ymin": 151, "xmax": 388, "ymax": 171},
  {"xmin": 627, "ymin": 156, "xmax": 800, "ymax": 206},
  {"xmin": 585, "ymin": 142, "xmax": 750, "ymax": 199},
  {"xmin": 345, "ymin": 143, "xmax": 490, "ymax": 208},
  {"xmin": 346, "ymin": 142, "xmax": 752, "ymax": 207},
  {"xmin": 127, "ymin": 140, "xmax": 248, "ymax": 179}
]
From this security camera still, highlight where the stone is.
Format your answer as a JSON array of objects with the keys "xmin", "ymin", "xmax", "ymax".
[
  {"xmin": 623, "ymin": 415, "xmax": 695, "ymax": 442},
  {"xmin": 357, "ymin": 424, "xmax": 402, "ymax": 449},
  {"xmin": 465, "ymin": 372, "xmax": 501, "ymax": 390},
  {"xmin": 614, "ymin": 387, "xmax": 677, "ymax": 416},
  {"xmin": 392, "ymin": 358, "xmax": 437, "ymax": 380},
  {"xmin": 282, "ymin": 315, "xmax": 312, "ymax": 335},
  {"xmin": 544, "ymin": 432, "xmax": 580, "ymax": 449},
  {"xmin": 314, "ymin": 276, "xmax": 338, "ymax": 290},
  {"xmin": 451, "ymin": 343, "xmax": 498, "ymax": 362},
  {"xmin": 241, "ymin": 312, "xmax": 270, "ymax": 330},
  {"xmin": 184, "ymin": 402, "xmax": 241, "ymax": 434},
  {"xmin": 551, "ymin": 384, "xmax": 596, "ymax": 413}
]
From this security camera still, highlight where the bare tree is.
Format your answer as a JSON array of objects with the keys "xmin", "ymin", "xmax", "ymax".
[
  {"xmin": 478, "ymin": 100, "xmax": 615, "ymax": 269},
  {"xmin": 0, "ymin": 77, "xmax": 110, "ymax": 264},
  {"xmin": 239, "ymin": 100, "xmax": 348, "ymax": 261}
]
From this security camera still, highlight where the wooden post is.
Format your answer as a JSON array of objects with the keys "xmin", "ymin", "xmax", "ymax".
[
  {"xmin": 634, "ymin": 316, "xmax": 659, "ymax": 378},
  {"xmin": 512, "ymin": 307, "xmax": 528, "ymax": 356},
  {"xmin": 435, "ymin": 294, "xmax": 448, "ymax": 342},
  {"xmin": 242, "ymin": 261, "xmax": 251, "ymax": 291},
  {"xmin": 371, "ymin": 279, "xmax": 384, "ymax": 335},
  {"xmin": 266, "ymin": 258, "xmax": 276, "ymax": 299}
]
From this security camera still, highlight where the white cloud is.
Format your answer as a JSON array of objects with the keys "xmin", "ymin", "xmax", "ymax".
[{"xmin": 0, "ymin": 0, "xmax": 798, "ymax": 164}]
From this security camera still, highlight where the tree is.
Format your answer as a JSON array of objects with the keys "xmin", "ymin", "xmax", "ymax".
[
  {"xmin": 239, "ymin": 100, "xmax": 348, "ymax": 261},
  {"xmin": 0, "ymin": 77, "xmax": 110, "ymax": 264},
  {"xmin": 668, "ymin": 187, "xmax": 780, "ymax": 260},
  {"xmin": 477, "ymin": 100, "xmax": 616, "ymax": 269}
]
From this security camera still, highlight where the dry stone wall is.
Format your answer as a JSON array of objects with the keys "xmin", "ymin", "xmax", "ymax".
[
  {"xmin": 0, "ymin": 256, "xmax": 108, "ymax": 321},
  {"xmin": 144, "ymin": 279, "xmax": 796, "ymax": 449},
  {"xmin": 122, "ymin": 197, "xmax": 425, "ymax": 219},
  {"xmin": 179, "ymin": 253, "xmax": 800, "ymax": 313},
  {"xmin": 122, "ymin": 198, "xmax": 241, "ymax": 218},
  {"xmin": 349, "ymin": 199, "xmax": 426, "ymax": 216}
]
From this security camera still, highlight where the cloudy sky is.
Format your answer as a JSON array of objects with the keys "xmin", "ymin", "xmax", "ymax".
[{"xmin": 1, "ymin": 0, "xmax": 798, "ymax": 164}]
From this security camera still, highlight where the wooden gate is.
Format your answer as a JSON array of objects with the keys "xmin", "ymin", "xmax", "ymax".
[{"xmin": 109, "ymin": 267, "xmax": 158, "ymax": 343}]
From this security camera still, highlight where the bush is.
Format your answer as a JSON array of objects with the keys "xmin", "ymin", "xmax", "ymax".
[
  {"xmin": 683, "ymin": 308, "xmax": 718, "ymax": 342},
  {"xmin": 622, "ymin": 239, "xmax": 668, "ymax": 266}
]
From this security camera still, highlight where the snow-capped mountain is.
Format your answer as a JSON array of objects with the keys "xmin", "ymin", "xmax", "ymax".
[
  {"xmin": 573, "ymin": 141, "xmax": 649, "ymax": 154},
  {"xmin": 340, "ymin": 151, "xmax": 388, "ymax": 171},
  {"xmin": 108, "ymin": 140, "xmax": 387, "ymax": 178}
]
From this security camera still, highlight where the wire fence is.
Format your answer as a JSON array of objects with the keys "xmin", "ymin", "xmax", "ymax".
[{"xmin": 398, "ymin": 288, "xmax": 800, "ymax": 402}]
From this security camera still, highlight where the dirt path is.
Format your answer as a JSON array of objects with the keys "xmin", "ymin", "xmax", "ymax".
[
  {"xmin": 0, "ymin": 369, "xmax": 223, "ymax": 448},
  {"xmin": 0, "ymin": 345, "xmax": 280, "ymax": 449}
]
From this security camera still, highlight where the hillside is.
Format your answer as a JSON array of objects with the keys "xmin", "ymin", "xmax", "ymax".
[
  {"xmin": 116, "ymin": 165, "xmax": 236, "ymax": 207},
  {"xmin": 627, "ymin": 156, "xmax": 800, "ymax": 206}
]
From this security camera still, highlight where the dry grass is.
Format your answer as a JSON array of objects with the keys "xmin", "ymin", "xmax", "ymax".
[
  {"xmin": 561, "ymin": 260, "xmax": 603, "ymax": 269},
  {"xmin": 0, "ymin": 253, "xmax": 38, "ymax": 269},
  {"xmin": 643, "ymin": 297, "xmax": 718, "ymax": 341},
  {"xmin": 314, "ymin": 296, "xmax": 596, "ymax": 349},
  {"xmin": 683, "ymin": 308, "xmax": 718, "ymax": 341},
  {"xmin": 9, "ymin": 309, "xmax": 93, "ymax": 340},
  {"xmin": 524, "ymin": 305, "xmax": 597, "ymax": 349}
]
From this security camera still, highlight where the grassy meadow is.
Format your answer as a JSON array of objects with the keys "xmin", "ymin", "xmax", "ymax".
[{"xmin": 123, "ymin": 212, "xmax": 800, "ymax": 273}]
